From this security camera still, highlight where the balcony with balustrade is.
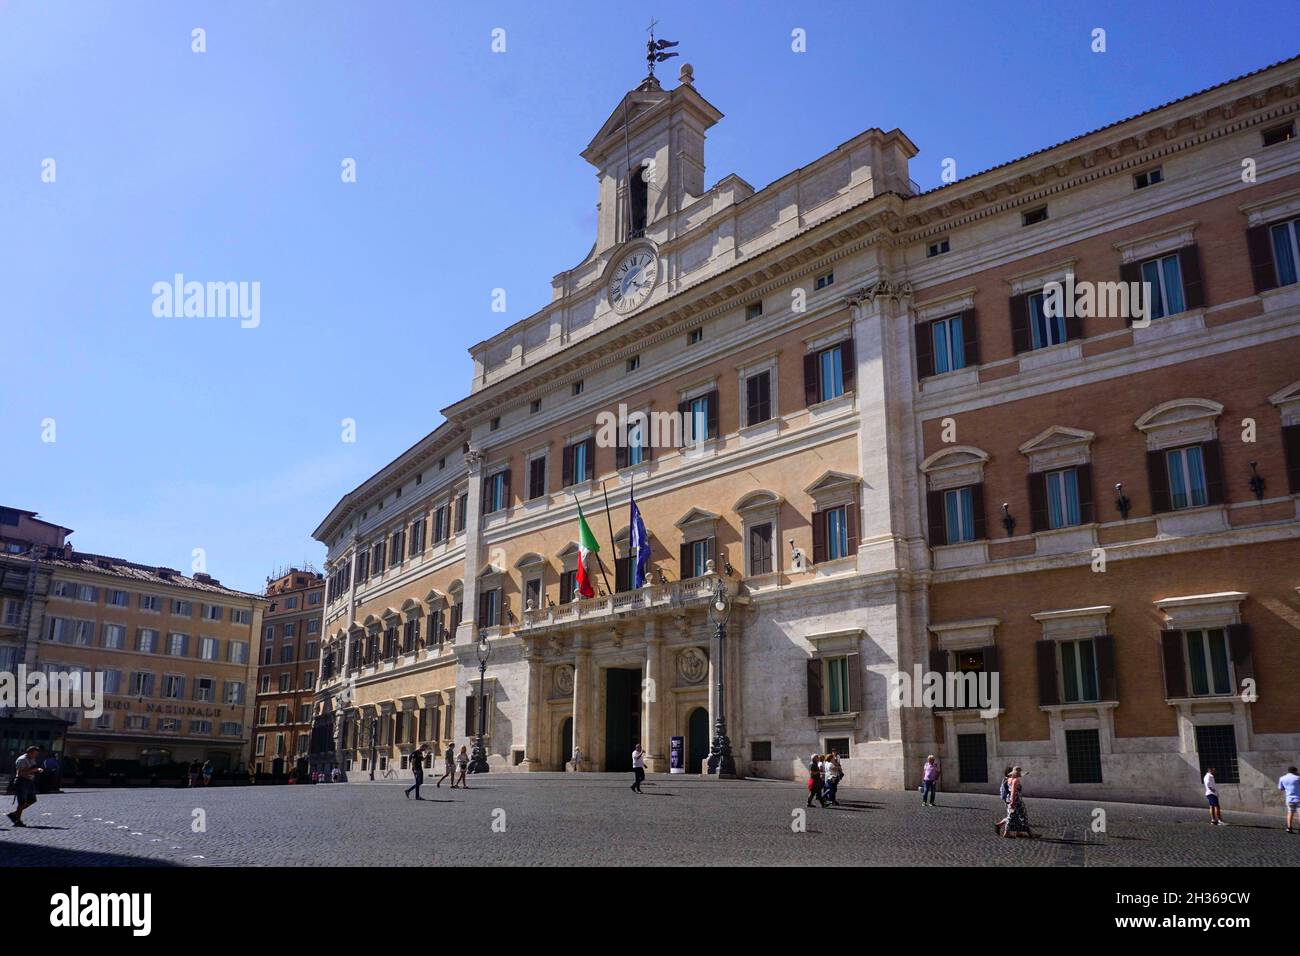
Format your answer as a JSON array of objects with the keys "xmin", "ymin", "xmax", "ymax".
[{"xmin": 517, "ymin": 571, "xmax": 743, "ymax": 636}]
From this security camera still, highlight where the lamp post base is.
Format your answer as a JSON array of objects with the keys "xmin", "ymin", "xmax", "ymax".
[
  {"xmin": 705, "ymin": 719, "xmax": 737, "ymax": 779},
  {"xmin": 469, "ymin": 736, "xmax": 490, "ymax": 774}
]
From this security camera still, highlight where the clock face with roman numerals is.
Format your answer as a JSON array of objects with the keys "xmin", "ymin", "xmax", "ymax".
[{"xmin": 608, "ymin": 249, "xmax": 658, "ymax": 314}]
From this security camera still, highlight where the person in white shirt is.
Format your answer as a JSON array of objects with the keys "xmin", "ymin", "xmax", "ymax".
[
  {"xmin": 630, "ymin": 744, "xmax": 646, "ymax": 793},
  {"xmin": 1203, "ymin": 767, "xmax": 1225, "ymax": 826},
  {"xmin": 8, "ymin": 746, "xmax": 43, "ymax": 827}
]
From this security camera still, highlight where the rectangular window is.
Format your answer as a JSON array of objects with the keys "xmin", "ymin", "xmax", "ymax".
[
  {"xmin": 409, "ymin": 518, "xmax": 425, "ymax": 555},
  {"xmin": 390, "ymin": 529, "xmax": 405, "ymax": 563},
  {"xmin": 480, "ymin": 589, "xmax": 501, "ymax": 627},
  {"xmin": 485, "ymin": 471, "xmax": 509, "ymax": 513},
  {"xmin": 824, "ymin": 506, "xmax": 850, "ymax": 561},
  {"xmin": 943, "ymin": 487, "xmax": 976, "ymax": 544},
  {"xmin": 129, "ymin": 672, "xmax": 155, "ymax": 697},
  {"xmin": 127, "ymin": 716, "xmax": 150, "ymax": 731},
  {"xmin": 687, "ymin": 328, "xmax": 703, "ymax": 345},
  {"xmin": 372, "ymin": 540, "xmax": 386, "ymax": 575},
  {"xmin": 957, "ymin": 733, "xmax": 989, "ymax": 783},
  {"xmin": 280, "ymin": 643, "xmax": 294, "ymax": 663},
  {"xmin": 230, "ymin": 608, "xmax": 251, "ymax": 624},
  {"xmin": 256, "ymin": 735, "xmax": 266, "ymax": 756},
  {"xmin": 687, "ymin": 395, "xmax": 710, "ymax": 444},
  {"xmin": 433, "ymin": 505, "xmax": 449, "ymax": 541},
  {"xmin": 194, "ymin": 677, "xmax": 215, "ymax": 702},
  {"xmin": 167, "ymin": 632, "xmax": 189, "ymax": 657},
  {"xmin": 927, "ymin": 238, "xmax": 950, "ymax": 258},
  {"xmin": 626, "ymin": 355, "xmax": 640, "ymax": 372},
  {"xmin": 101, "ymin": 623, "xmax": 126, "ymax": 649},
  {"xmin": 139, "ymin": 594, "xmax": 161, "ymax": 612},
  {"xmin": 572, "ymin": 380, "xmax": 584, "ymax": 396},
  {"xmin": 102, "ymin": 669, "xmax": 122, "ymax": 695},
  {"xmin": 1022, "ymin": 206, "xmax": 1048, "ymax": 226},
  {"xmin": 1140, "ymin": 253, "xmax": 1185, "ymax": 319},
  {"xmin": 171, "ymin": 599, "xmax": 192, "ymax": 617},
  {"xmin": 559, "ymin": 570, "xmax": 577, "ymax": 604},
  {"xmin": 748, "ymin": 522, "xmax": 773, "ymax": 575},
  {"xmin": 745, "ymin": 301, "xmax": 763, "ymax": 320},
  {"xmin": 528, "ymin": 457, "xmax": 547, "ymax": 500},
  {"xmin": 745, "ymin": 370, "xmax": 772, "ymax": 426},
  {"xmin": 455, "ymin": 493, "xmax": 468, "ymax": 532},
  {"xmin": 818, "ymin": 345, "xmax": 845, "ymax": 401},
  {"xmin": 1133, "ymin": 167, "xmax": 1163, "ymax": 189},
  {"xmin": 191, "ymin": 720, "xmax": 213, "ymax": 735},
  {"xmin": 3, "ymin": 599, "xmax": 22, "ymax": 626},
  {"xmin": 163, "ymin": 674, "xmax": 185, "ymax": 699},
  {"xmin": 1060, "ymin": 638, "xmax": 1099, "ymax": 703},
  {"xmin": 1261, "ymin": 122, "xmax": 1296, "ymax": 148},
  {"xmin": 223, "ymin": 681, "xmax": 245, "ymax": 705},
  {"xmin": 1270, "ymin": 217, "xmax": 1300, "ymax": 287},
  {"xmin": 136, "ymin": 628, "xmax": 158, "ymax": 653},
  {"xmin": 221, "ymin": 721, "xmax": 242, "ymax": 736},
  {"xmin": 1045, "ymin": 467, "xmax": 1081, "ymax": 529},
  {"xmin": 814, "ymin": 271, "xmax": 834, "ymax": 290},
  {"xmin": 525, "ymin": 577, "xmax": 542, "ymax": 611},
  {"xmin": 625, "ymin": 418, "xmax": 647, "ymax": 467},
  {"xmin": 571, "ymin": 441, "xmax": 591, "ymax": 484},
  {"xmin": 1066, "ymin": 729, "xmax": 1103, "ymax": 783},
  {"xmin": 1166, "ymin": 445, "xmax": 1208, "ymax": 510},
  {"xmin": 198, "ymin": 636, "xmax": 219, "ymax": 660},
  {"xmin": 824, "ymin": 656, "xmax": 850, "ymax": 714},
  {"xmin": 688, "ymin": 538, "xmax": 712, "ymax": 578},
  {"xmin": 228, "ymin": 640, "xmax": 248, "ymax": 664},
  {"xmin": 930, "ymin": 315, "xmax": 966, "ymax": 375},
  {"xmin": 751, "ymin": 741, "xmax": 773, "ymax": 761},
  {"xmin": 1028, "ymin": 291, "xmax": 1066, "ymax": 349},
  {"xmin": 107, "ymin": 589, "xmax": 129, "ymax": 607},
  {"xmin": 1185, "ymin": 628, "xmax": 1232, "ymax": 696},
  {"xmin": 202, "ymin": 604, "xmax": 223, "ymax": 621},
  {"xmin": 1195, "ymin": 724, "xmax": 1239, "ymax": 784}
]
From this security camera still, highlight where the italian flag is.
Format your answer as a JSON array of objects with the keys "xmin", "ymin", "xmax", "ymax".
[{"xmin": 576, "ymin": 502, "xmax": 601, "ymax": 599}]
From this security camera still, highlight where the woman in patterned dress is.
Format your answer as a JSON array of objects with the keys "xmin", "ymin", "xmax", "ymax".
[{"xmin": 1002, "ymin": 767, "xmax": 1039, "ymax": 838}]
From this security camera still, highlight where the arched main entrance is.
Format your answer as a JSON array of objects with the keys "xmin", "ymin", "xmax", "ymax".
[
  {"xmin": 687, "ymin": 707, "xmax": 709, "ymax": 775},
  {"xmin": 560, "ymin": 717, "xmax": 573, "ymax": 770}
]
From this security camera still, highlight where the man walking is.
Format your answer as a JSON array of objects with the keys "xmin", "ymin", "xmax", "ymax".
[
  {"xmin": 630, "ymin": 743, "xmax": 646, "ymax": 793},
  {"xmin": 7, "ymin": 746, "xmax": 43, "ymax": 827},
  {"xmin": 1279, "ymin": 765, "xmax": 1300, "ymax": 833},
  {"xmin": 405, "ymin": 745, "xmax": 428, "ymax": 800},
  {"xmin": 1204, "ymin": 766, "xmax": 1225, "ymax": 826},
  {"xmin": 435, "ymin": 742, "xmax": 456, "ymax": 788}
]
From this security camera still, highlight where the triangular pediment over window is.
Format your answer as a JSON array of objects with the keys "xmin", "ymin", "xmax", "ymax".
[
  {"xmin": 803, "ymin": 471, "xmax": 860, "ymax": 496},
  {"xmin": 674, "ymin": 507, "xmax": 720, "ymax": 530},
  {"xmin": 1018, "ymin": 426, "xmax": 1095, "ymax": 455}
]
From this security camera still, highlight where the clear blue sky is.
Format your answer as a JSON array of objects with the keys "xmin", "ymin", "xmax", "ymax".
[{"xmin": 2, "ymin": 1, "xmax": 1293, "ymax": 594}]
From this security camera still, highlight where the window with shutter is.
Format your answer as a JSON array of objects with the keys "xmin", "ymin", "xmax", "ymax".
[
  {"xmin": 1035, "ymin": 641, "xmax": 1060, "ymax": 706},
  {"xmin": 1160, "ymin": 631, "xmax": 1187, "ymax": 698},
  {"xmin": 914, "ymin": 321, "xmax": 935, "ymax": 379},
  {"xmin": 806, "ymin": 658, "xmax": 823, "ymax": 716},
  {"xmin": 529, "ymin": 456, "xmax": 547, "ymax": 500},
  {"xmin": 1284, "ymin": 424, "xmax": 1300, "ymax": 494},
  {"xmin": 1246, "ymin": 224, "xmax": 1279, "ymax": 292},
  {"xmin": 745, "ymin": 371, "xmax": 772, "ymax": 426}
]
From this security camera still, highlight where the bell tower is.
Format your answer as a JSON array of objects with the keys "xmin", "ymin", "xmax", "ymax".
[{"xmin": 581, "ymin": 58, "xmax": 723, "ymax": 256}]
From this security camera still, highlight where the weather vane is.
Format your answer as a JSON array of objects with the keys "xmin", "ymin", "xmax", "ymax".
[{"xmin": 646, "ymin": 18, "xmax": 678, "ymax": 77}]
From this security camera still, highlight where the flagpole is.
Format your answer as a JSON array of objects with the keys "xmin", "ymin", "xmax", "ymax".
[
  {"xmin": 571, "ymin": 491, "xmax": 614, "ymax": 597},
  {"xmin": 600, "ymin": 480, "xmax": 620, "ymax": 590}
]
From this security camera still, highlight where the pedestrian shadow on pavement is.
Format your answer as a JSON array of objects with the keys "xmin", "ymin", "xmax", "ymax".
[{"xmin": 3, "ymin": 824, "xmax": 68, "ymax": 830}]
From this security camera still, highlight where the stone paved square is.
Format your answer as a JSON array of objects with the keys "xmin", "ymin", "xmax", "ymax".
[{"xmin": 5, "ymin": 775, "xmax": 1300, "ymax": 867}]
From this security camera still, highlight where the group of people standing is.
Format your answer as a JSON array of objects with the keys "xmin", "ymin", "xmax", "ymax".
[
  {"xmin": 186, "ymin": 760, "xmax": 214, "ymax": 787},
  {"xmin": 403, "ymin": 743, "xmax": 472, "ymax": 799},
  {"xmin": 805, "ymin": 752, "xmax": 845, "ymax": 808}
]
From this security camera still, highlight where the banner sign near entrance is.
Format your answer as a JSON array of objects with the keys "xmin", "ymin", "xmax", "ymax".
[{"xmin": 670, "ymin": 735, "xmax": 685, "ymax": 773}]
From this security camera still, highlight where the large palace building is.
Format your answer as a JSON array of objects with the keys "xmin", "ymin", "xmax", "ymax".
[
  {"xmin": 311, "ymin": 57, "xmax": 1300, "ymax": 810},
  {"xmin": 1, "ymin": 507, "xmax": 265, "ymax": 773}
]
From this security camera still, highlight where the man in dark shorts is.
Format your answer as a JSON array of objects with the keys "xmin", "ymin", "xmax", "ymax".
[
  {"xmin": 405, "ymin": 744, "xmax": 429, "ymax": 800},
  {"xmin": 8, "ymin": 746, "xmax": 43, "ymax": 827}
]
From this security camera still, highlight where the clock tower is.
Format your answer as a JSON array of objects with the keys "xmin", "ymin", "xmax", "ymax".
[{"xmin": 581, "ymin": 63, "xmax": 723, "ymax": 259}]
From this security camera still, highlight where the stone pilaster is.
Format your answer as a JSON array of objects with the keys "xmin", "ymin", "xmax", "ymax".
[
  {"xmin": 571, "ymin": 633, "xmax": 591, "ymax": 770},
  {"xmin": 456, "ymin": 448, "xmax": 486, "ymax": 644},
  {"xmin": 643, "ymin": 620, "xmax": 666, "ymax": 772}
]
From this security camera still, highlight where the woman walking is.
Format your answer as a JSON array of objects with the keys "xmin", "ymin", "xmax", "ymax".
[
  {"xmin": 994, "ymin": 766, "xmax": 1012, "ymax": 834},
  {"xmin": 806, "ymin": 753, "xmax": 827, "ymax": 808},
  {"xmin": 920, "ymin": 755, "xmax": 941, "ymax": 807},
  {"xmin": 823, "ymin": 752, "xmax": 844, "ymax": 806},
  {"xmin": 454, "ymin": 745, "xmax": 470, "ymax": 789},
  {"xmin": 1002, "ymin": 767, "xmax": 1038, "ymax": 838}
]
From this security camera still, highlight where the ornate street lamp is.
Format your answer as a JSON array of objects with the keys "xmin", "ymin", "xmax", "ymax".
[
  {"xmin": 469, "ymin": 634, "xmax": 492, "ymax": 774},
  {"xmin": 705, "ymin": 577, "xmax": 737, "ymax": 778},
  {"xmin": 367, "ymin": 715, "xmax": 377, "ymax": 781}
]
